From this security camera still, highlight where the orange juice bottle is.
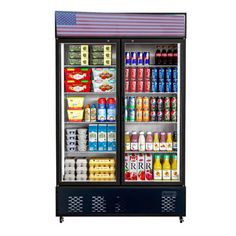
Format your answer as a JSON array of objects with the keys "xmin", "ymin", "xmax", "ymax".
[
  {"xmin": 153, "ymin": 132, "xmax": 160, "ymax": 151},
  {"xmin": 171, "ymin": 154, "xmax": 179, "ymax": 180},
  {"xmin": 166, "ymin": 132, "xmax": 173, "ymax": 151},
  {"xmin": 153, "ymin": 154, "xmax": 162, "ymax": 180},
  {"xmin": 163, "ymin": 154, "xmax": 171, "ymax": 180}
]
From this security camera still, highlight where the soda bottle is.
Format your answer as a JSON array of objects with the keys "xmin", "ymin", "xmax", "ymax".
[
  {"xmin": 173, "ymin": 131, "xmax": 177, "ymax": 151},
  {"xmin": 167, "ymin": 46, "xmax": 173, "ymax": 65},
  {"xmin": 163, "ymin": 154, "xmax": 171, "ymax": 180},
  {"xmin": 161, "ymin": 46, "xmax": 167, "ymax": 65},
  {"xmin": 153, "ymin": 154, "xmax": 162, "ymax": 180},
  {"xmin": 171, "ymin": 154, "xmax": 179, "ymax": 180},
  {"xmin": 125, "ymin": 131, "xmax": 131, "ymax": 151},
  {"xmin": 166, "ymin": 132, "xmax": 173, "ymax": 151},
  {"xmin": 155, "ymin": 46, "xmax": 162, "ymax": 65},
  {"xmin": 173, "ymin": 46, "xmax": 178, "ymax": 65},
  {"xmin": 153, "ymin": 132, "xmax": 160, "ymax": 151},
  {"xmin": 138, "ymin": 131, "xmax": 145, "ymax": 151}
]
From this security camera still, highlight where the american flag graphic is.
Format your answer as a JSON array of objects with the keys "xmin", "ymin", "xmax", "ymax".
[{"xmin": 56, "ymin": 12, "xmax": 186, "ymax": 37}]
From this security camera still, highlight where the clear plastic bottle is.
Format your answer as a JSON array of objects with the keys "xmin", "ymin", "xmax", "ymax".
[{"xmin": 138, "ymin": 131, "xmax": 145, "ymax": 151}]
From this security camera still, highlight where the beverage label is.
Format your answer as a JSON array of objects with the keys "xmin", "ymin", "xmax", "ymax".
[
  {"xmin": 158, "ymin": 68, "xmax": 165, "ymax": 80},
  {"xmin": 160, "ymin": 142, "xmax": 167, "ymax": 151},
  {"xmin": 137, "ymin": 79, "xmax": 144, "ymax": 92},
  {"xmin": 142, "ymin": 97, "xmax": 149, "ymax": 109},
  {"xmin": 137, "ymin": 68, "xmax": 144, "ymax": 79},
  {"xmin": 166, "ymin": 142, "xmax": 172, "ymax": 151},
  {"xmin": 129, "ymin": 154, "xmax": 138, "ymax": 180},
  {"xmin": 136, "ymin": 109, "xmax": 143, "ymax": 122},
  {"xmin": 129, "ymin": 97, "xmax": 135, "ymax": 109},
  {"xmin": 146, "ymin": 142, "xmax": 153, "ymax": 151},
  {"xmin": 136, "ymin": 97, "xmax": 142, "ymax": 109},
  {"xmin": 137, "ymin": 154, "xmax": 145, "ymax": 180},
  {"xmin": 131, "ymin": 142, "xmax": 138, "ymax": 151},
  {"xmin": 144, "ymin": 68, "xmax": 151, "ymax": 79},
  {"xmin": 158, "ymin": 81, "xmax": 165, "ymax": 92},
  {"xmin": 171, "ymin": 169, "xmax": 179, "ymax": 180},
  {"xmin": 130, "ymin": 68, "xmax": 136, "ymax": 79},
  {"xmin": 154, "ymin": 170, "xmax": 162, "ymax": 180},
  {"xmin": 124, "ymin": 154, "xmax": 131, "ymax": 180},
  {"xmin": 153, "ymin": 142, "xmax": 160, "ymax": 151},
  {"xmin": 145, "ymin": 154, "xmax": 153, "ymax": 180},
  {"xmin": 165, "ymin": 68, "xmax": 172, "ymax": 80},
  {"xmin": 129, "ymin": 79, "xmax": 136, "ymax": 92},
  {"xmin": 143, "ymin": 109, "xmax": 149, "ymax": 122},
  {"xmin": 165, "ymin": 81, "xmax": 172, "ymax": 92},
  {"xmin": 172, "ymin": 67, "xmax": 178, "ymax": 81},
  {"xmin": 144, "ymin": 79, "xmax": 151, "ymax": 92},
  {"xmin": 151, "ymin": 79, "xmax": 157, "ymax": 92},
  {"xmin": 151, "ymin": 68, "xmax": 158, "ymax": 80},
  {"xmin": 163, "ymin": 170, "xmax": 171, "ymax": 180}
]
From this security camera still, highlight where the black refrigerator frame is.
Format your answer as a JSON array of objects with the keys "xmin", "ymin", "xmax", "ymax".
[{"xmin": 56, "ymin": 13, "xmax": 186, "ymax": 223}]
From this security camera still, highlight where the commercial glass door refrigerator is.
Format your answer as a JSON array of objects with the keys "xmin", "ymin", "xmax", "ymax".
[{"xmin": 55, "ymin": 11, "xmax": 186, "ymax": 223}]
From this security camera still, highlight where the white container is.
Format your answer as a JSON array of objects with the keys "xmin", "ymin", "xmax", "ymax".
[
  {"xmin": 66, "ymin": 129, "xmax": 77, "ymax": 135},
  {"xmin": 66, "ymin": 135, "xmax": 76, "ymax": 141},
  {"xmin": 64, "ymin": 159, "xmax": 75, "ymax": 167},
  {"xmin": 66, "ymin": 146, "xmax": 76, "ymax": 152},
  {"xmin": 76, "ymin": 167, "xmax": 87, "ymax": 175},
  {"xmin": 64, "ymin": 174, "xmax": 75, "ymax": 181},
  {"xmin": 76, "ymin": 175, "xmax": 87, "ymax": 181},
  {"xmin": 66, "ymin": 140, "xmax": 76, "ymax": 146}
]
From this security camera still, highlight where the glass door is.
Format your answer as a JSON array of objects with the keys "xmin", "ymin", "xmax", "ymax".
[
  {"xmin": 122, "ymin": 40, "xmax": 181, "ymax": 184},
  {"xmin": 60, "ymin": 40, "xmax": 119, "ymax": 184}
]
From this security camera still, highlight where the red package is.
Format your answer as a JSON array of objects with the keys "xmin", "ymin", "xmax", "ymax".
[
  {"xmin": 65, "ymin": 79, "xmax": 91, "ymax": 92},
  {"xmin": 64, "ymin": 68, "xmax": 91, "ymax": 81}
]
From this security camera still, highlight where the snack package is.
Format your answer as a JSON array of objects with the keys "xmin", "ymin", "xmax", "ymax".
[
  {"xmin": 92, "ymin": 68, "xmax": 116, "ymax": 93},
  {"xmin": 67, "ymin": 97, "xmax": 84, "ymax": 109},
  {"xmin": 65, "ymin": 68, "xmax": 91, "ymax": 81},
  {"xmin": 67, "ymin": 109, "xmax": 84, "ymax": 122}
]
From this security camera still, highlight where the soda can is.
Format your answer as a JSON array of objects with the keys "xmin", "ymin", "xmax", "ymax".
[
  {"xmin": 125, "ymin": 52, "xmax": 131, "ymax": 65},
  {"xmin": 144, "ymin": 79, "xmax": 151, "ymax": 92},
  {"xmin": 130, "ymin": 67, "xmax": 136, "ymax": 79},
  {"xmin": 136, "ymin": 109, "xmax": 143, "ymax": 122},
  {"xmin": 165, "ymin": 80, "xmax": 172, "ymax": 92},
  {"xmin": 129, "ymin": 109, "xmax": 135, "ymax": 122},
  {"xmin": 136, "ymin": 96, "xmax": 143, "ymax": 109},
  {"xmin": 157, "ymin": 110, "xmax": 163, "ymax": 121},
  {"xmin": 170, "ymin": 97, "xmax": 177, "ymax": 110},
  {"xmin": 125, "ymin": 97, "xmax": 128, "ymax": 108},
  {"xmin": 158, "ymin": 81, "xmax": 165, "ymax": 92},
  {"xmin": 129, "ymin": 79, "xmax": 136, "ymax": 92},
  {"xmin": 158, "ymin": 68, "xmax": 165, "ymax": 81},
  {"xmin": 151, "ymin": 79, "xmax": 157, "ymax": 92},
  {"xmin": 137, "ymin": 52, "xmax": 143, "ymax": 65},
  {"xmin": 165, "ymin": 67, "xmax": 172, "ymax": 81},
  {"xmin": 143, "ymin": 52, "xmax": 150, "ymax": 65},
  {"xmin": 131, "ymin": 52, "xmax": 137, "ymax": 65},
  {"xmin": 137, "ymin": 79, "xmax": 144, "ymax": 92},
  {"xmin": 137, "ymin": 68, "xmax": 144, "ymax": 79},
  {"xmin": 150, "ymin": 110, "xmax": 157, "ymax": 121},
  {"xmin": 143, "ymin": 109, "xmax": 149, "ymax": 122},
  {"xmin": 157, "ymin": 97, "xmax": 164, "ymax": 111},
  {"xmin": 144, "ymin": 68, "xmax": 151, "ymax": 79},
  {"xmin": 173, "ymin": 81, "xmax": 178, "ymax": 92},
  {"xmin": 125, "ymin": 79, "xmax": 129, "ymax": 92},
  {"xmin": 143, "ymin": 96, "xmax": 149, "ymax": 109},
  {"xmin": 170, "ymin": 110, "xmax": 177, "ymax": 121},
  {"xmin": 164, "ymin": 97, "xmax": 170, "ymax": 111},
  {"xmin": 125, "ymin": 109, "xmax": 128, "ymax": 122},
  {"xmin": 172, "ymin": 67, "xmax": 178, "ymax": 81},
  {"xmin": 129, "ymin": 96, "xmax": 136, "ymax": 109},
  {"xmin": 164, "ymin": 110, "xmax": 170, "ymax": 121},
  {"xmin": 152, "ymin": 68, "xmax": 158, "ymax": 80},
  {"xmin": 124, "ymin": 67, "xmax": 129, "ymax": 80},
  {"xmin": 149, "ymin": 97, "xmax": 157, "ymax": 110}
]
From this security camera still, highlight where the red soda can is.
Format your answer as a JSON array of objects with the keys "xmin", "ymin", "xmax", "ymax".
[
  {"xmin": 137, "ymin": 79, "xmax": 144, "ymax": 92},
  {"xmin": 157, "ymin": 110, "xmax": 163, "ymax": 121},
  {"xmin": 124, "ymin": 67, "xmax": 129, "ymax": 80},
  {"xmin": 144, "ymin": 68, "xmax": 151, "ymax": 79},
  {"xmin": 170, "ymin": 97, "xmax": 177, "ymax": 110},
  {"xmin": 130, "ymin": 67, "xmax": 136, "ymax": 80},
  {"xmin": 149, "ymin": 97, "xmax": 157, "ymax": 110},
  {"xmin": 125, "ymin": 79, "xmax": 129, "ymax": 92},
  {"xmin": 129, "ymin": 79, "xmax": 137, "ymax": 92},
  {"xmin": 150, "ymin": 110, "xmax": 157, "ymax": 121},
  {"xmin": 157, "ymin": 97, "xmax": 164, "ymax": 111},
  {"xmin": 171, "ymin": 110, "xmax": 177, "ymax": 121},
  {"xmin": 164, "ymin": 110, "xmax": 170, "ymax": 121},
  {"xmin": 144, "ymin": 79, "xmax": 151, "ymax": 92},
  {"xmin": 164, "ymin": 97, "xmax": 171, "ymax": 111},
  {"xmin": 137, "ymin": 68, "xmax": 144, "ymax": 79}
]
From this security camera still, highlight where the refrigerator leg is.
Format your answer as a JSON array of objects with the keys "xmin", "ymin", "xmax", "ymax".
[
  {"xmin": 60, "ymin": 216, "xmax": 64, "ymax": 223},
  {"xmin": 179, "ymin": 216, "xmax": 184, "ymax": 223}
]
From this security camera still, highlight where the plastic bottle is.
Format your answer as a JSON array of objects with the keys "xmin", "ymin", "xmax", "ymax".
[
  {"xmin": 172, "ymin": 131, "xmax": 177, "ymax": 151},
  {"xmin": 153, "ymin": 154, "xmax": 162, "ymax": 180},
  {"xmin": 145, "ymin": 132, "xmax": 153, "ymax": 151},
  {"xmin": 107, "ymin": 98, "xmax": 116, "ymax": 122},
  {"xmin": 138, "ymin": 131, "xmax": 145, "ymax": 151},
  {"xmin": 90, "ymin": 104, "xmax": 97, "ymax": 122},
  {"xmin": 166, "ymin": 132, "xmax": 173, "ymax": 151},
  {"xmin": 125, "ymin": 131, "xmax": 131, "ymax": 151},
  {"xmin": 160, "ymin": 132, "xmax": 167, "ymax": 151},
  {"xmin": 171, "ymin": 154, "xmax": 178, "ymax": 180},
  {"xmin": 97, "ymin": 98, "xmax": 106, "ymax": 122},
  {"xmin": 84, "ymin": 104, "xmax": 91, "ymax": 122},
  {"xmin": 130, "ymin": 131, "xmax": 138, "ymax": 151},
  {"xmin": 153, "ymin": 132, "xmax": 160, "ymax": 151},
  {"xmin": 163, "ymin": 154, "xmax": 171, "ymax": 180}
]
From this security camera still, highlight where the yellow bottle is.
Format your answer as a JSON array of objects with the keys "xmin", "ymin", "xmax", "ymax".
[
  {"xmin": 166, "ymin": 132, "xmax": 173, "ymax": 151},
  {"xmin": 125, "ymin": 131, "xmax": 131, "ymax": 151},
  {"xmin": 153, "ymin": 132, "xmax": 160, "ymax": 151},
  {"xmin": 163, "ymin": 154, "xmax": 171, "ymax": 180},
  {"xmin": 171, "ymin": 154, "xmax": 179, "ymax": 180},
  {"xmin": 153, "ymin": 154, "xmax": 162, "ymax": 180}
]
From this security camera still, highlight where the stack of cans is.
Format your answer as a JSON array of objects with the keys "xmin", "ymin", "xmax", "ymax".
[
  {"xmin": 76, "ymin": 159, "xmax": 88, "ymax": 181},
  {"xmin": 66, "ymin": 129, "xmax": 77, "ymax": 152},
  {"xmin": 64, "ymin": 159, "xmax": 75, "ymax": 181},
  {"xmin": 77, "ymin": 128, "xmax": 87, "ymax": 152}
]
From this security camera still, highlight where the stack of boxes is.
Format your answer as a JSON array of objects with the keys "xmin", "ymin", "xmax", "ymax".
[
  {"xmin": 64, "ymin": 159, "xmax": 76, "ymax": 181},
  {"xmin": 76, "ymin": 159, "xmax": 87, "ymax": 181},
  {"xmin": 66, "ymin": 128, "xmax": 77, "ymax": 152},
  {"xmin": 68, "ymin": 45, "xmax": 89, "ymax": 65},
  {"xmin": 90, "ymin": 45, "xmax": 112, "ymax": 66}
]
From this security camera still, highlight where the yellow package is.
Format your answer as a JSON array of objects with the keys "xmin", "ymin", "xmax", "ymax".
[
  {"xmin": 89, "ymin": 166, "xmax": 115, "ymax": 174},
  {"xmin": 89, "ymin": 173, "xmax": 115, "ymax": 181},
  {"xmin": 67, "ymin": 97, "xmax": 84, "ymax": 109},
  {"xmin": 67, "ymin": 109, "xmax": 84, "ymax": 122},
  {"xmin": 89, "ymin": 158, "xmax": 115, "ymax": 166}
]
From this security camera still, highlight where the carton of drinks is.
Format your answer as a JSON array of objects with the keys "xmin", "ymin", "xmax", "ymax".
[
  {"xmin": 145, "ymin": 154, "xmax": 153, "ymax": 180},
  {"xmin": 107, "ymin": 124, "xmax": 116, "ymax": 151},
  {"xmin": 129, "ymin": 153, "xmax": 138, "ymax": 180},
  {"xmin": 98, "ymin": 124, "xmax": 107, "ymax": 151},
  {"xmin": 124, "ymin": 154, "xmax": 130, "ymax": 180},
  {"xmin": 88, "ymin": 124, "xmax": 97, "ymax": 151},
  {"xmin": 137, "ymin": 153, "xmax": 145, "ymax": 181}
]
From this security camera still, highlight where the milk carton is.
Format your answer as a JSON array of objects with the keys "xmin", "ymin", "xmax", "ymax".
[
  {"xmin": 98, "ymin": 124, "xmax": 107, "ymax": 151},
  {"xmin": 88, "ymin": 124, "xmax": 97, "ymax": 151},
  {"xmin": 107, "ymin": 125, "xmax": 116, "ymax": 151},
  {"xmin": 137, "ymin": 153, "xmax": 145, "ymax": 181},
  {"xmin": 129, "ymin": 153, "xmax": 138, "ymax": 180},
  {"xmin": 145, "ymin": 154, "xmax": 153, "ymax": 181},
  {"xmin": 124, "ymin": 154, "xmax": 130, "ymax": 181}
]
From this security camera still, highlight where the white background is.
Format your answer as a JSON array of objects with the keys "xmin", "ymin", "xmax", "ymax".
[{"xmin": 0, "ymin": 0, "xmax": 236, "ymax": 235}]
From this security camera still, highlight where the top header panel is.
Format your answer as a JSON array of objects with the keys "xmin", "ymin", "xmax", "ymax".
[{"xmin": 55, "ymin": 12, "xmax": 186, "ymax": 38}]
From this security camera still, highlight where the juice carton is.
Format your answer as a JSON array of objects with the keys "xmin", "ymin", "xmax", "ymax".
[
  {"xmin": 98, "ymin": 124, "xmax": 107, "ymax": 151},
  {"xmin": 124, "ymin": 154, "xmax": 130, "ymax": 181},
  {"xmin": 88, "ymin": 124, "xmax": 97, "ymax": 151},
  {"xmin": 137, "ymin": 153, "xmax": 145, "ymax": 181},
  {"xmin": 107, "ymin": 125, "xmax": 116, "ymax": 151},
  {"xmin": 145, "ymin": 154, "xmax": 153, "ymax": 181},
  {"xmin": 129, "ymin": 153, "xmax": 138, "ymax": 180}
]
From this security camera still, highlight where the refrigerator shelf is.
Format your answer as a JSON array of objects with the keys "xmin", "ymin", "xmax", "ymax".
[
  {"xmin": 125, "ymin": 92, "xmax": 177, "ymax": 96},
  {"xmin": 125, "ymin": 65, "xmax": 177, "ymax": 68},
  {"xmin": 65, "ymin": 121, "xmax": 116, "ymax": 125},
  {"xmin": 125, "ymin": 121, "xmax": 177, "ymax": 124},
  {"xmin": 64, "ymin": 65, "xmax": 116, "ymax": 68},
  {"xmin": 65, "ymin": 151, "xmax": 116, "ymax": 156},
  {"xmin": 64, "ymin": 92, "xmax": 116, "ymax": 96},
  {"xmin": 125, "ymin": 151, "xmax": 177, "ymax": 154}
]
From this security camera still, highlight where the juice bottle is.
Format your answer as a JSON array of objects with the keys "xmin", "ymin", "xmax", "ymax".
[
  {"xmin": 153, "ymin": 154, "xmax": 162, "ymax": 180},
  {"xmin": 173, "ymin": 131, "xmax": 177, "ymax": 151},
  {"xmin": 153, "ymin": 132, "xmax": 160, "ymax": 151},
  {"xmin": 138, "ymin": 131, "xmax": 145, "ymax": 151},
  {"xmin": 125, "ymin": 131, "xmax": 131, "ymax": 151},
  {"xmin": 130, "ymin": 131, "xmax": 138, "ymax": 151},
  {"xmin": 160, "ymin": 132, "xmax": 167, "ymax": 151},
  {"xmin": 171, "ymin": 154, "xmax": 179, "ymax": 180},
  {"xmin": 145, "ymin": 132, "xmax": 153, "ymax": 151},
  {"xmin": 166, "ymin": 132, "xmax": 173, "ymax": 151},
  {"xmin": 163, "ymin": 154, "xmax": 171, "ymax": 180},
  {"xmin": 84, "ymin": 104, "xmax": 91, "ymax": 122}
]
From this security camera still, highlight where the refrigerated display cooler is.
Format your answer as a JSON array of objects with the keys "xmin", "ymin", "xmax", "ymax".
[{"xmin": 55, "ymin": 11, "xmax": 186, "ymax": 223}]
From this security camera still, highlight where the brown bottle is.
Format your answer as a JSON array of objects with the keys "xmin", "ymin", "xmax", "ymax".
[
  {"xmin": 155, "ymin": 46, "xmax": 162, "ymax": 65},
  {"xmin": 161, "ymin": 46, "xmax": 167, "ymax": 65},
  {"xmin": 173, "ymin": 46, "xmax": 178, "ymax": 65},
  {"xmin": 167, "ymin": 46, "xmax": 173, "ymax": 65}
]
